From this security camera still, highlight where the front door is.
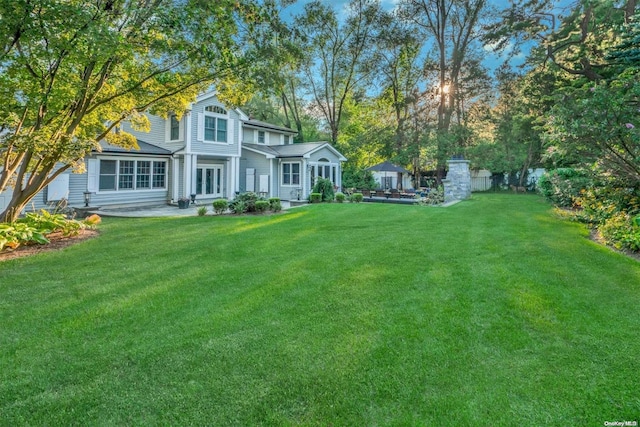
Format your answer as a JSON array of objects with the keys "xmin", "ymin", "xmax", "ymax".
[{"xmin": 195, "ymin": 166, "xmax": 223, "ymax": 197}]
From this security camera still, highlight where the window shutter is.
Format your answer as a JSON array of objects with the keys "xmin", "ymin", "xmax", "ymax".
[
  {"xmin": 165, "ymin": 117, "xmax": 171, "ymax": 142},
  {"xmin": 197, "ymin": 113, "xmax": 204, "ymax": 141},
  {"xmin": 87, "ymin": 159, "xmax": 98, "ymax": 192}
]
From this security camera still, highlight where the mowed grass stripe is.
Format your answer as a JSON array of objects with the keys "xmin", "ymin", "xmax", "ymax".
[{"xmin": 1, "ymin": 193, "xmax": 639, "ymax": 425}]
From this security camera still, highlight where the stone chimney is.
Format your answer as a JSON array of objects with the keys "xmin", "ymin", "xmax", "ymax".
[{"xmin": 442, "ymin": 159, "xmax": 471, "ymax": 203}]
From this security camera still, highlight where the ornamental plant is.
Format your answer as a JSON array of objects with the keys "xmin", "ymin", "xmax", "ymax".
[
  {"xmin": 213, "ymin": 199, "xmax": 229, "ymax": 215},
  {"xmin": 312, "ymin": 178, "xmax": 335, "ymax": 202},
  {"xmin": 268, "ymin": 198, "xmax": 282, "ymax": 212}
]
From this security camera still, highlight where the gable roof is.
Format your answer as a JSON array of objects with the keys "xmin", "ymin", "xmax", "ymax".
[
  {"xmin": 366, "ymin": 161, "xmax": 411, "ymax": 173},
  {"xmin": 243, "ymin": 142, "xmax": 346, "ymax": 161},
  {"xmin": 97, "ymin": 139, "xmax": 173, "ymax": 155}
]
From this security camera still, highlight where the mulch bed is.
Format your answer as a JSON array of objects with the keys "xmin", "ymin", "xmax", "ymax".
[{"xmin": 0, "ymin": 229, "xmax": 100, "ymax": 262}]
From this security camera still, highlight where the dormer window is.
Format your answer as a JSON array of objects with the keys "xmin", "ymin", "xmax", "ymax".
[{"xmin": 258, "ymin": 131, "xmax": 265, "ymax": 144}]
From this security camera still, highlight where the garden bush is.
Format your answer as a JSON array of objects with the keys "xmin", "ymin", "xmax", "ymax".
[
  {"xmin": 197, "ymin": 206, "xmax": 208, "ymax": 216},
  {"xmin": 418, "ymin": 186, "xmax": 444, "ymax": 205},
  {"xmin": 599, "ymin": 212, "xmax": 640, "ymax": 251},
  {"xmin": 575, "ymin": 185, "xmax": 640, "ymax": 225},
  {"xmin": 350, "ymin": 193, "xmax": 364, "ymax": 203},
  {"xmin": 310, "ymin": 193, "xmax": 322, "ymax": 203},
  {"xmin": 538, "ymin": 168, "xmax": 592, "ymax": 207},
  {"xmin": 213, "ymin": 199, "xmax": 228, "ymax": 215},
  {"xmin": 229, "ymin": 192, "xmax": 266, "ymax": 213},
  {"xmin": 230, "ymin": 200, "xmax": 247, "ymax": 214},
  {"xmin": 255, "ymin": 200, "xmax": 269, "ymax": 213},
  {"xmin": 335, "ymin": 192, "xmax": 346, "ymax": 203},
  {"xmin": 312, "ymin": 178, "xmax": 334, "ymax": 202},
  {"xmin": 269, "ymin": 198, "xmax": 282, "ymax": 212}
]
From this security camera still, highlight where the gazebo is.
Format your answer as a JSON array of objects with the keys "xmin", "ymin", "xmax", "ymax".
[{"xmin": 366, "ymin": 161, "xmax": 412, "ymax": 190}]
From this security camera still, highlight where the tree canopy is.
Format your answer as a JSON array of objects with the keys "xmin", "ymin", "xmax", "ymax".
[{"xmin": 0, "ymin": 0, "xmax": 282, "ymax": 222}]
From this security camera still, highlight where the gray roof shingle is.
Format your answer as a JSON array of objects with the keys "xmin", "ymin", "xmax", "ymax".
[{"xmin": 97, "ymin": 139, "xmax": 173, "ymax": 155}]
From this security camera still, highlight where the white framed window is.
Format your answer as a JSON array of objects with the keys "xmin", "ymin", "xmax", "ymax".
[
  {"xmin": 166, "ymin": 114, "xmax": 183, "ymax": 142},
  {"xmin": 257, "ymin": 130, "xmax": 265, "ymax": 144},
  {"xmin": 170, "ymin": 115, "xmax": 180, "ymax": 140},
  {"xmin": 282, "ymin": 162, "xmax": 300, "ymax": 186},
  {"xmin": 310, "ymin": 160, "xmax": 338, "ymax": 186},
  {"xmin": 98, "ymin": 158, "xmax": 167, "ymax": 191},
  {"xmin": 283, "ymin": 135, "xmax": 290, "ymax": 145},
  {"xmin": 198, "ymin": 105, "xmax": 228, "ymax": 143}
]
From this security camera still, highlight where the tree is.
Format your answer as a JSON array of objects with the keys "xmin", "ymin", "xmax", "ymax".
[
  {"xmin": 400, "ymin": 0, "xmax": 490, "ymax": 180},
  {"xmin": 295, "ymin": 0, "xmax": 383, "ymax": 144},
  {"xmin": 0, "ymin": 0, "xmax": 279, "ymax": 222}
]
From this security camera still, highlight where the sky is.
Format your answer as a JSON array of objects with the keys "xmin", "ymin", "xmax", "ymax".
[
  {"xmin": 279, "ymin": 0, "xmax": 573, "ymax": 73},
  {"xmin": 279, "ymin": 0, "xmax": 524, "ymax": 74}
]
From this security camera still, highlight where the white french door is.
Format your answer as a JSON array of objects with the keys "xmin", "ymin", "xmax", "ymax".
[{"xmin": 195, "ymin": 166, "xmax": 223, "ymax": 197}]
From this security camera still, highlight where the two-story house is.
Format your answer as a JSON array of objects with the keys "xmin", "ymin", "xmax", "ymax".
[{"xmin": 0, "ymin": 91, "xmax": 346, "ymax": 213}]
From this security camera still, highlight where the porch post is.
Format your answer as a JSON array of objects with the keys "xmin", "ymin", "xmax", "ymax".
[{"xmin": 172, "ymin": 156, "xmax": 180, "ymax": 201}]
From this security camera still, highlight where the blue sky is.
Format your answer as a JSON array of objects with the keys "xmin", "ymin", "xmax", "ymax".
[
  {"xmin": 279, "ymin": 0, "xmax": 573, "ymax": 76},
  {"xmin": 279, "ymin": 0, "xmax": 525, "ymax": 72}
]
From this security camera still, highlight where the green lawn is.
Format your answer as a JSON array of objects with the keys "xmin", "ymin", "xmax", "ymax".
[{"xmin": 1, "ymin": 193, "xmax": 639, "ymax": 425}]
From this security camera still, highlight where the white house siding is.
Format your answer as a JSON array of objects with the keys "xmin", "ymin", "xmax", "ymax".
[
  {"xmin": 0, "ymin": 166, "xmax": 82, "ymax": 214},
  {"xmin": 276, "ymin": 158, "xmax": 304, "ymax": 201},
  {"xmin": 243, "ymin": 128, "xmax": 255, "ymax": 143},
  {"xmin": 121, "ymin": 115, "xmax": 184, "ymax": 153},
  {"xmin": 190, "ymin": 102, "xmax": 240, "ymax": 157},
  {"xmin": 240, "ymin": 149, "xmax": 271, "ymax": 195}
]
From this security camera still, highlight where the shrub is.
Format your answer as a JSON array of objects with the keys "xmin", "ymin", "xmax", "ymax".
[
  {"xmin": 230, "ymin": 200, "xmax": 247, "ymax": 214},
  {"xmin": 418, "ymin": 186, "xmax": 444, "ymax": 206},
  {"xmin": 22, "ymin": 210, "xmax": 71, "ymax": 235},
  {"xmin": 538, "ymin": 168, "xmax": 592, "ymax": 207},
  {"xmin": 213, "ymin": 199, "xmax": 228, "ymax": 215},
  {"xmin": 269, "ymin": 198, "xmax": 282, "ymax": 212},
  {"xmin": 312, "ymin": 178, "xmax": 335, "ymax": 201},
  {"xmin": 350, "ymin": 193, "xmax": 364, "ymax": 203},
  {"xmin": 255, "ymin": 200, "xmax": 269, "ymax": 213},
  {"xmin": 335, "ymin": 192, "xmax": 346, "ymax": 203},
  {"xmin": 230, "ymin": 192, "xmax": 264, "ymax": 212},
  {"xmin": 197, "ymin": 206, "xmax": 208, "ymax": 216},
  {"xmin": 0, "ymin": 223, "xmax": 48, "ymax": 251},
  {"xmin": 310, "ymin": 193, "xmax": 322, "ymax": 203},
  {"xmin": 83, "ymin": 214, "xmax": 102, "ymax": 226},
  {"xmin": 600, "ymin": 212, "xmax": 640, "ymax": 251},
  {"xmin": 575, "ymin": 185, "xmax": 640, "ymax": 225},
  {"xmin": 342, "ymin": 169, "xmax": 377, "ymax": 190}
]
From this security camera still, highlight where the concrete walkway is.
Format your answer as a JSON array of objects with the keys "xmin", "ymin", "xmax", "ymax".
[{"xmin": 90, "ymin": 201, "xmax": 294, "ymax": 218}]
